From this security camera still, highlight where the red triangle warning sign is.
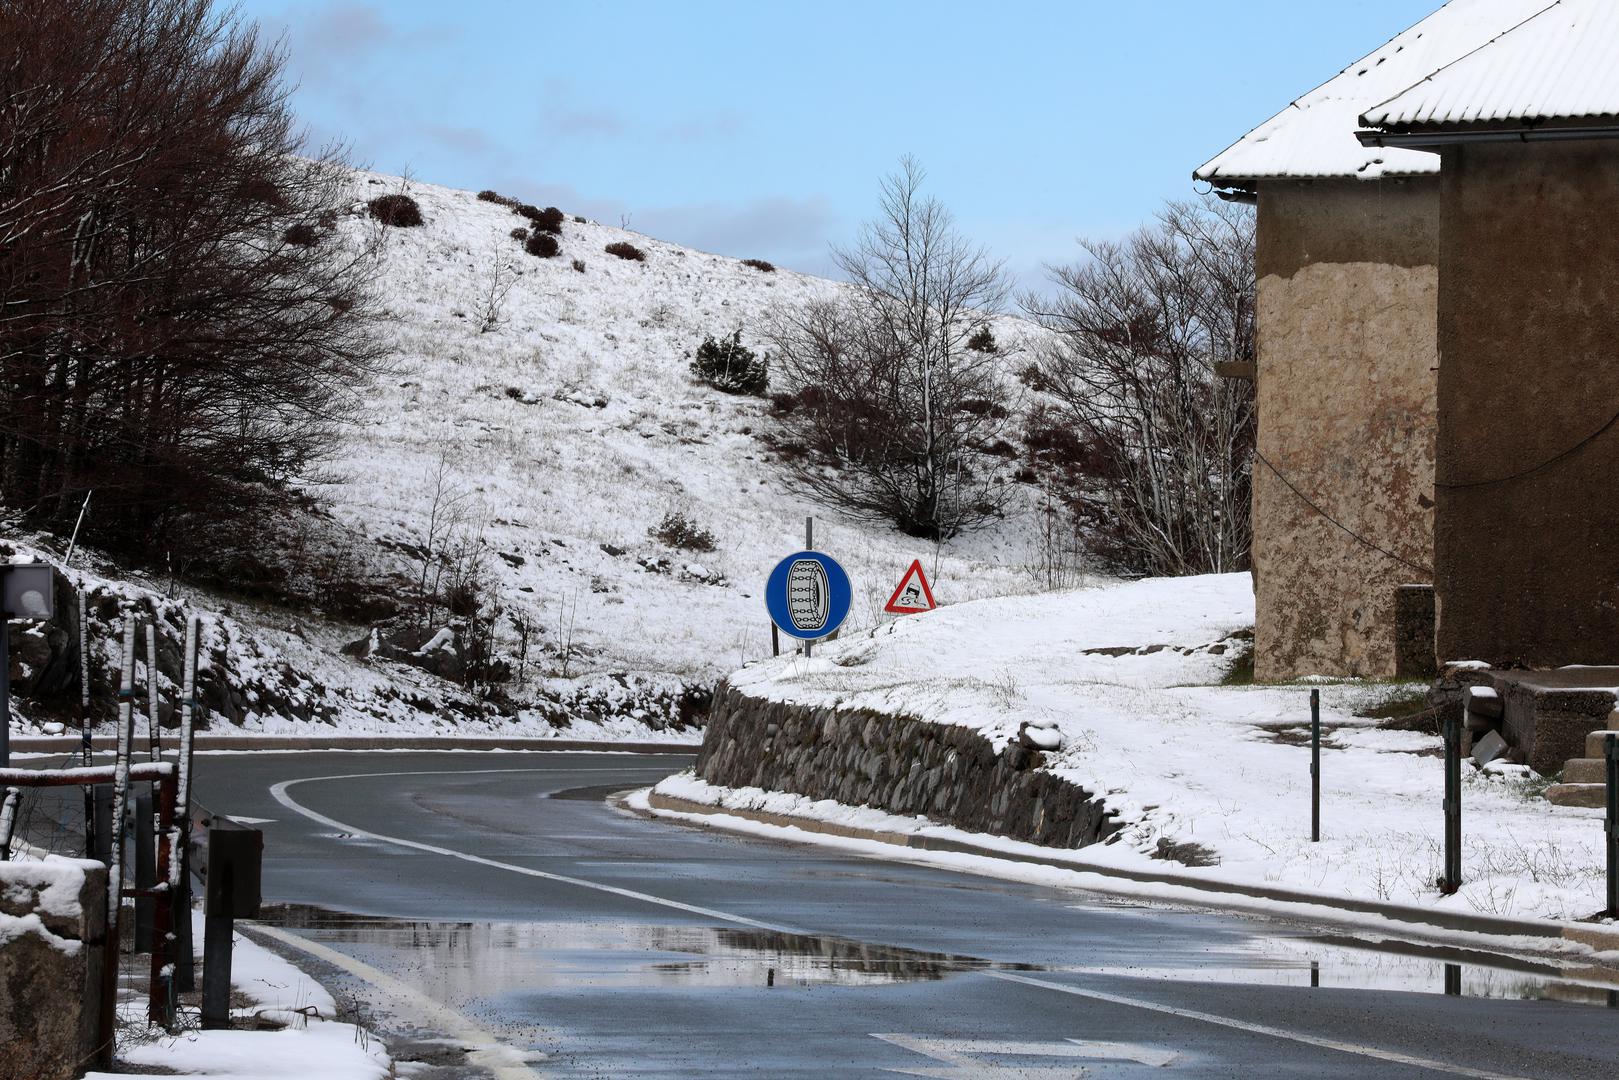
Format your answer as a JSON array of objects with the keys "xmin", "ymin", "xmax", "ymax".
[{"xmin": 884, "ymin": 559, "xmax": 937, "ymax": 615}]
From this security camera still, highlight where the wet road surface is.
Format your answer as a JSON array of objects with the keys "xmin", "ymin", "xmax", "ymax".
[{"xmin": 186, "ymin": 751, "xmax": 1619, "ymax": 1078}]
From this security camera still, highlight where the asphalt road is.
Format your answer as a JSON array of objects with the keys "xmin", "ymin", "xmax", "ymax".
[{"xmin": 184, "ymin": 750, "xmax": 1619, "ymax": 1079}]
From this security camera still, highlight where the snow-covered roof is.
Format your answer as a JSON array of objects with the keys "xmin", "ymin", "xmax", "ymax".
[
  {"xmin": 1363, "ymin": 0, "xmax": 1619, "ymax": 129},
  {"xmin": 1195, "ymin": 0, "xmax": 1553, "ymax": 184}
]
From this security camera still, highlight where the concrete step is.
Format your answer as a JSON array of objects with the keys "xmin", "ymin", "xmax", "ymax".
[
  {"xmin": 1610, "ymin": 708, "xmax": 1619, "ymax": 730},
  {"xmin": 1546, "ymin": 783, "xmax": 1608, "ymax": 808},
  {"xmin": 1585, "ymin": 729, "xmax": 1619, "ymax": 757},
  {"xmin": 1562, "ymin": 758, "xmax": 1611, "ymax": 784}
]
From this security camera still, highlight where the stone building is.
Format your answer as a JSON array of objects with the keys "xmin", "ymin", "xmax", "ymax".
[
  {"xmin": 1194, "ymin": 0, "xmax": 1544, "ymax": 681},
  {"xmin": 1358, "ymin": 0, "xmax": 1619, "ymax": 670}
]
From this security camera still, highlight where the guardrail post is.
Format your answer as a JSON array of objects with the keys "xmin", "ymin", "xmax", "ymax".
[
  {"xmin": 1605, "ymin": 735, "xmax": 1617, "ymax": 920},
  {"xmin": 1441, "ymin": 710, "xmax": 1462, "ymax": 895},
  {"xmin": 201, "ymin": 861, "xmax": 235, "ymax": 1030}
]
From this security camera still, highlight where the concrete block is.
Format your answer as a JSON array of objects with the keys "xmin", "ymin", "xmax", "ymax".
[
  {"xmin": 1562, "ymin": 758, "xmax": 1610, "ymax": 785},
  {"xmin": 1471, "ymin": 729, "xmax": 1508, "ymax": 766},
  {"xmin": 1546, "ymin": 783, "xmax": 1607, "ymax": 809},
  {"xmin": 1463, "ymin": 685, "xmax": 1503, "ymax": 719},
  {"xmin": 1587, "ymin": 730, "xmax": 1619, "ymax": 758}
]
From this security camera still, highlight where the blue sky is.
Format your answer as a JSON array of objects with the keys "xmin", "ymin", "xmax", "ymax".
[{"xmin": 240, "ymin": 1, "xmax": 1439, "ymax": 288}]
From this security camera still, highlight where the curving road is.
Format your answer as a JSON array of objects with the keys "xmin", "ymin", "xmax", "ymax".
[{"xmin": 195, "ymin": 750, "xmax": 1619, "ymax": 1079}]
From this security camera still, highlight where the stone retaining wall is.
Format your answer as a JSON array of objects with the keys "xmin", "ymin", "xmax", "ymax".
[
  {"xmin": 0, "ymin": 859, "xmax": 108, "ymax": 1079},
  {"xmin": 694, "ymin": 682, "xmax": 1120, "ymax": 849}
]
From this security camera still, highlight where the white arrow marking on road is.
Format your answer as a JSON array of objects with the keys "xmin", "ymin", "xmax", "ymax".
[{"xmin": 874, "ymin": 1033, "xmax": 1175, "ymax": 1077}]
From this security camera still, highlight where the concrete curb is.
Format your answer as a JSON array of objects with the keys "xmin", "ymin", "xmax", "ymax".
[
  {"xmin": 10, "ymin": 735, "xmax": 699, "ymax": 755},
  {"xmin": 644, "ymin": 790, "xmax": 1619, "ymax": 964}
]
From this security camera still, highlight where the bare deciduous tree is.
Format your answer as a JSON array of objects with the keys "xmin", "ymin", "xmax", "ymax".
[
  {"xmin": 0, "ymin": 0, "xmax": 385, "ymax": 553},
  {"xmin": 766, "ymin": 158, "xmax": 1015, "ymax": 540},
  {"xmin": 1022, "ymin": 196, "xmax": 1255, "ymax": 576}
]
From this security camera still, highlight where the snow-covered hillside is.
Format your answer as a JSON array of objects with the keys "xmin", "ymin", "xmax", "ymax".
[
  {"xmin": 317, "ymin": 172, "xmax": 1046, "ymax": 681},
  {"xmin": 7, "ymin": 169, "xmax": 1065, "ymax": 741}
]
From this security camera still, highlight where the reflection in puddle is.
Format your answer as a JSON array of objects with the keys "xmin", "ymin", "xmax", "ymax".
[
  {"xmin": 1054, "ymin": 930, "xmax": 1619, "ymax": 1008},
  {"xmin": 256, "ymin": 903, "xmax": 1618, "ymax": 1009},
  {"xmin": 257, "ymin": 904, "xmax": 1023, "ymax": 992}
]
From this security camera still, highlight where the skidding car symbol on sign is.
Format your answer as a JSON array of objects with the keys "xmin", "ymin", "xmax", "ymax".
[
  {"xmin": 884, "ymin": 559, "xmax": 936, "ymax": 615},
  {"xmin": 765, "ymin": 551, "xmax": 852, "ymax": 640}
]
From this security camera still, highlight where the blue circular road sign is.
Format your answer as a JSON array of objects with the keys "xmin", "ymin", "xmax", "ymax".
[{"xmin": 766, "ymin": 551, "xmax": 852, "ymax": 640}]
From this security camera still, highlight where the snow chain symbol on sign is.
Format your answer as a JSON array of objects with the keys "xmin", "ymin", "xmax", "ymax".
[
  {"xmin": 765, "ymin": 550, "xmax": 852, "ymax": 641},
  {"xmin": 786, "ymin": 558, "xmax": 829, "ymax": 633}
]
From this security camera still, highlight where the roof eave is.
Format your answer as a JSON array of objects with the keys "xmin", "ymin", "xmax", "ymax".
[{"xmin": 1357, "ymin": 120, "xmax": 1619, "ymax": 149}]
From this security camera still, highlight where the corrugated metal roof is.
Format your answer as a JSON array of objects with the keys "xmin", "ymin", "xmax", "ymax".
[
  {"xmin": 1364, "ymin": 0, "xmax": 1619, "ymax": 128},
  {"xmin": 1195, "ymin": 0, "xmax": 1552, "ymax": 184}
]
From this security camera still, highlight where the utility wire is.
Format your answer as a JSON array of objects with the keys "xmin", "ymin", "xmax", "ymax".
[
  {"xmin": 1253, "ymin": 449, "xmax": 1434, "ymax": 577},
  {"xmin": 1437, "ymin": 400, "xmax": 1619, "ymax": 489}
]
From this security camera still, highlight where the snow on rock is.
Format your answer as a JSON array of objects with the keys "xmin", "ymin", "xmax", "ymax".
[{"xmin": 723, "ymin": 573, "xmax": 1613, "ymax": 922}]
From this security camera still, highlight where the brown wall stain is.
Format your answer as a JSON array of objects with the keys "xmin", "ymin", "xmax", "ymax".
[
  {"xmin": 1436, "ymin": 141, "xmax": 1619, "ymax": 667},
  {"xmin": 1253, "ymin": 179, "xmax": 1438, "ymax": 681}
]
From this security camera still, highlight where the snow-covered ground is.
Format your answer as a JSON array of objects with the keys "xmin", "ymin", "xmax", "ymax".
[
  {"xmin": 84, "ymin": 912, "xmax": 390, "ymax": 1080},
  {"xmin": 673, "ymin": 574, "xmax": 1613, "ymax": 923}
]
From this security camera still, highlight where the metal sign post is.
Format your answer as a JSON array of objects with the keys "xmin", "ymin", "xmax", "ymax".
[
  {"xmin": 804, "ymin": 518, "xmax": 814, "ymax": 658},
  {"xmin": 1441, "ymin": 711, "xmax": 1463, "ymax": 895},
  {"xmin": 1606, "ymin": 735, "xmax": 1618, "ymax": 920},
  {"xmin": 1310, "ymin": 689, "xmax": 1321, "ymax": 843}
]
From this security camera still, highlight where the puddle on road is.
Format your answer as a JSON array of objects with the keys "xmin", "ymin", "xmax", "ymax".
[
  {"xmin": 256, "ymin": 903, "xmax": 1618, "ymax": 1007},
  {"xmin": 1051, "ymin": 923, "xmax": 1619, "ymax": 1008},
  {"xmin": 258, "ymin": 903, "xmax": 1018, "ymax": 991}
]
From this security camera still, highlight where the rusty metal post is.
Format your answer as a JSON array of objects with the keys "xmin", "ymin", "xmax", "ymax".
[
  {"xmin": 133, "ymin": 789, "xmax": 154, "ymax": 952},
  {"xmin": 149, "ymin": 772, "xmax": 177, "ymax": 1027}
]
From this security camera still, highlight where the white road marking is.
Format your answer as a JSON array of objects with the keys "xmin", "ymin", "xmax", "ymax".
[
  {"xmin": 247, "ymin": 922, "xmax": 545, "ymax": 1080},
  {"xmin": 986, "ymin": 971, "xmax": 1542, "ymax": 1080},
  {"xmin": 269, "ymin": 769, "xmax": 801, "ymax": 933},
  {"xmin": 874, "ymin": 1033, "xmax": 1175, "ymax": 1077}
]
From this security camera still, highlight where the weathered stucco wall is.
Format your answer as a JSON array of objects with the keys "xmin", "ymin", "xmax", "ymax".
[
  {"xmin": 1252, "ymin": 179, "xmax": 1438, "ymax": 680},
  {"xmin": 695, "ymin": 683, "xmax": 1121, "ymax": 849},
  {"xmin": 1435, "ymin": 141, "xmax": 1619, "ymax": 667}
]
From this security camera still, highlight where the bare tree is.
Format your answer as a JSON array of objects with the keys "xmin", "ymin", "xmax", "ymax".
[
  {"xmin": 1022, "ymin": 196, "xmax": 1255, "ymax": 576},
  {"xmin": 475, "ymin": 237, "xmax": 519, "ymax": 334},
  {"xmin": 0, "ymin": 0, "xmax": 385, "ymax": 554},
  {"xmin": 766, "ymin": 158, "xmax": 1015, "ymax": 539}
]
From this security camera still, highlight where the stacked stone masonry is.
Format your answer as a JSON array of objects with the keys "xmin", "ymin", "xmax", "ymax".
[{"xmin": 695, "ymin": 682, "xmax": 1120, "ymax": 849}]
